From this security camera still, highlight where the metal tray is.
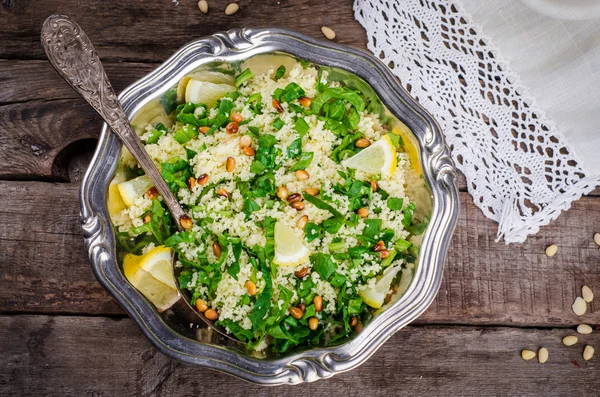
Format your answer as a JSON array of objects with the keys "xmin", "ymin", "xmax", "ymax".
[{"xmin": 80, "ymin": 28, "xmax": 459, "ymax": 384}]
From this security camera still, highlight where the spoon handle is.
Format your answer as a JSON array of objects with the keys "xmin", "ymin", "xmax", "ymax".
[{"xmin": 41, "ymin": 14, "xmax": 186, "ymax": 229}]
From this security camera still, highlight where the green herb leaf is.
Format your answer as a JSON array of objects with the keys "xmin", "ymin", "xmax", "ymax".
[
  {"xmin": 249, "ymin": 261, "xmax": 272, "ymax": 329},
  {"xmin": 304, "ymin": 222, "xmax": 323, "ymax": 243},
  {"xmin": 310, "ymin": 253, "xmax": 338, "ymax": 281},
  {"xmin": 274, "ymin": 65, "xmax": 286, "ymax": 80},
  {"xmin": 362, "ymin": 219, "xmax": 382, "ymax": 241},
  {"xmin": 293, "ymin": 117, "xmax": 310, "ymax": 136},
  {"xmin": 164, "ymin": 232, "xmax": 194, "ymax": 247},
  {"xmin": 330, "ymin": 273, "xmax": 347, "ymax": 288},
  {"xmin": 250, "ymin": 160, "xmax": 266, "ymax": 174},
  {"xmin": 286, "ymin": 138, "xmax": 303, "ymax": 158},
  {"xmin": 402, "ymin": 202, "xmax": 416, "ymax": 228},
  {"xmin": 407, "ymin": 222, "xmax": 428, "ymax": 235},
  {"xmin": 160, "ymin": 88, "xmax": 178, "ymax": 114},
  {"xmin": 387, "ymin": 197, "xmax": 404, "ymax": 211},
  {"xmin": 235, "ymin": 68, "xmax": 254, "ymax": 87},
  {"xmin": 291, "ymin": 152, "xmax": 314, "ymax": 171},
  {"xmin": 302, "ymin": 193, "xmax": 343, "ymax": 218},
  {"xmin": 272, "ymin": 117, "xmax": 285, "ymax": 131},
  {"xmin": 323, "ymin": 217, "xmax": 344, "ymax": 234}
]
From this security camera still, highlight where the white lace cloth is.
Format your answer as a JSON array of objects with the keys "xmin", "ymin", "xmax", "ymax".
[{"xmin": 354, "ymin": 0, "xmax": 600, "ymax": 243}]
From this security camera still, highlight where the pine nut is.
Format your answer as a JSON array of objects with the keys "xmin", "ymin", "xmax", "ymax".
[
  {"xmin": 198, "ymin": 126, "xmax": 210, "ymax": 134},
  {"xmin": 226, "ymin": 157, "xmax": 236, "ymax": 172},
  {"xmin": 295, "ymin": 170, "xmax": 309, "ymax": 180},
  {"xmin": 146, "ymin": 186, "xmax": 158, "ymax": 199},
  {"xmin": 195, "ymin": 299, "xmax": 208, "ymax": 312},
  {"xmin": 355, "ymin": 138, "xmax": 371, "ymax": 148},
  {"xmin": 224, "ymin": 2, "xmax": 239, "ymax": 15},
  {"xmin": 304, "ymin": 187, "xmax": 320, "ymax": 196},
  {"xmin": 277, "ymin": 186, "xmax": 290, "ymax": 200},
  {"xmin": 354, "ymin": 323, "xmax": 363, "ymax": 333},
  {"xmin": 373, "ymin": 240, "xmax": 385, "ymax": 252},
  {"xmin": 212, "ymin": 241, "xmax": 222, "ymax": 258},
  {"xmin": 216, "ymin": 188, "xmax": 229, "ymax": 199},
  {"xmin": 357, "ymin": 207, "xmax": 369, "ymax": 218},
  {"xmin": 594, "ymin": 233, "xmax": 600, "ymax": 246},
  {"xmin": 313, "ymin": 295, "xmax": 323, "ymax": 312},
  {"xmin": 188, "ymin": 176, "xmax": 196, "ymax": 190},
  {"xmin": 295, "ymin": 267, "xmax": 309, "ymax": 278},
  {"xmin": 143, "ymin": 213, "xmax": 152, "ymax": 224},
  {"xmin": 538, "ymin": 347, "xmax": 549, "ymax": 364},
  {"xmin": 198, "ymin": 174, "xmax": 209, "ymax": 185},
  {"xmin": 272, "ymin": 99, "xmax": 284, "ymax": 113},
  {"xmin": 545, "ymin": 244, "xmax": 558, "ymax": 257},
  {"xmin": 231, "ymin": 112, "xmax": 243, "ymax": 123},
  {"xmin": 226, "ymin": 121, "xmax": 239, "ymax": 134},
  {"xmin": 371, "ymin": 180, "xmax": 378, "ymax": 192},
  {"xmin": 180, "ymin": 215, "xmax": 193, "ymax": 230},
  {"xmin": 563, "ymin": 335, "xmax": 578, "ymax": 346},
  {"xmin": 197, "ymin": 0, "xmax": 208, "ymax": 13},
  {"xmin": 204, "ymin": 308, "xmax": 219, "ymax": 320},
  {"xmin": 582, "ymin": 285, "xmax": 594, "ymax": 303},
  {"xmin": 296, "ymin": 215, "xmax": 309, "ymax": 230},
  {"xmin": 350, "ymin": 316, "xmax": 358, "ymax": 327},
  {"xmin": 289, "ymin": 307, "xmax": 303, "ymax": 320},
  {"xmin": 239, "ymin": 135, "xmax": 252, "ymax": 148},
  {"xmin": 298, "ymin": 96, "xmax": 312, "ymax": 107},
  {"xmin": 308, "ymin": 317, "xmax": 319, "ymax": 330},
  {"xmin": 577, "ymin": 324, "xmax": 593, "ymax": 335},
  {"xmin": 243, "ymin": 146, "xmax": 256, "ymax": 156},
  {"xmin": 245, "ymin": 280, "xmax": 257, "ymax": 295},
  {"xmin": 291, "ymin": 201, "xmax": 305, "ymax": 211},
  {"xmin": 573, "ymin": 296, "xmax": 587, "ymax": 316},
  {"xmin": 583, "ymin": 345, "xmax": 595, "ymax": 361},
  {"xmin": 521, "ymin": 350, "xmax": 536, "ymax": 360},
  {"xmin": 321, "ymin": 26, "xmax": 336, "ymax": 40},
  {"xmin": 379, "ymin": 249, "xmax": 390, "ymax": 259},
  {"xmin": 286, "ymin": 193, "xmax": 302, "ymax": 202}
]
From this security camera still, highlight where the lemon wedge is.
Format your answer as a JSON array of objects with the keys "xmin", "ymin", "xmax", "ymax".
[
  {"xmin": 107, "ymin": 183, "xmax": 127, "ymax": 218},
  {"xmin": 392, "ymin": 122, "xmax": 422, "ymax": 176},
  {"xmin": 184, "ymin": 79, "xmax": 236, "ymax": 108},
  {"xmin": 117, "ymin": 174, "xmax": 154, "ymax": 207},
  {"xmin": 358, "ymin": 265, "xmax": 402, "ymax": 309},
  {"xmin": 273, "ymin": 221, "xmax": 311, "ymax": 266},
  {"xmin": 123, "ymin": 246, "xmax": 180, "ymax": 312},
  {"xmin": 107, "ymin": 169, "xmax": 128, "ymax": 217},
  {"xmin": 341, "ymin": 135, "xmax": 397, "ymax": 178},
  {"xmin": 176, "ymin": 72, "xmax": 235, "ymax": 103}
]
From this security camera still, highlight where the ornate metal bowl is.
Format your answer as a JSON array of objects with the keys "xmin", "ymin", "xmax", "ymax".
[{"xmin": 81, "ymin": 28, "xmax": 459, "ymax": 384}]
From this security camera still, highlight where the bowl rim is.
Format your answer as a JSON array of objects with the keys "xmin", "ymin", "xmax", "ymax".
[{"xmin": 80, "ymin": 27, "xmax": 459, "ymax": 385}]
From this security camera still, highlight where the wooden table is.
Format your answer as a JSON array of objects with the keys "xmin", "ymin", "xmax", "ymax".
[{"xmin": 1, "ymin": 1, "xmax": 599, "ymax": 395}]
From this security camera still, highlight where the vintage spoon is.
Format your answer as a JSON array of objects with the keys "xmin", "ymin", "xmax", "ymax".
[{"xmin": 40, "ymin": 15, "xmax": 240, "ymax": 344}]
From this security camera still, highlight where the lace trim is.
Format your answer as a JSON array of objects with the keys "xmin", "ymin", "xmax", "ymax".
[{"xmin": 354, "ymin": 0, "xmax": 600, "ymax": 242}]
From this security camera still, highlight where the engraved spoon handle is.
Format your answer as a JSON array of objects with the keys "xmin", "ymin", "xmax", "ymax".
[{"xmin": 40, "ymin": 14, "xmax": 186, "ymax": 229}]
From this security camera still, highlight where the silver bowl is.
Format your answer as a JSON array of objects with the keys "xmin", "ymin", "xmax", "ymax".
[{"xmin": 81, "ymin": 28, "xmax": 459, "ymax": 384}]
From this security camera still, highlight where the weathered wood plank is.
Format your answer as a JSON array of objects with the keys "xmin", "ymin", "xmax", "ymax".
[
  {"xmin": 0, "ymin": 60, "xmax": 157, "ymax": 180},
  {"xmin": 0, "ymin": 0, "xmax": 367, "ymax": 62},
  {"xmin": 1, "ymin": 315, "xmax": 598, "ymax": 396},
  {"xmin": 0, "ymin": 60, "xmax": 156, "ymax": 105},
  {"xmin": 1, "ymin": 180, "xmax": 599, "ymax": 325}
]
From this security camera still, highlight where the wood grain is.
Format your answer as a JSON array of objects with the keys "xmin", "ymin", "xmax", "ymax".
[
  {"xmin": 2, "ymin": 180, "xmax": 599, "ymax": 325},
  {"xmin": 1, "ymin": 315, "xmax": 598, "ymax": 396},
  {"xmin": 0, "ymin": 0, "xmax": 366, "ymax": 62}
]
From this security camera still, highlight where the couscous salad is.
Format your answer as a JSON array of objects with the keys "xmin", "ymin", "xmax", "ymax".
[{"xmin": 108, "ymin": 55, "xmax": 428, "ymax": 354}]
